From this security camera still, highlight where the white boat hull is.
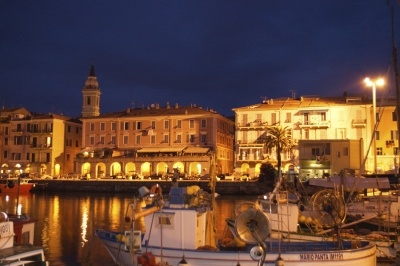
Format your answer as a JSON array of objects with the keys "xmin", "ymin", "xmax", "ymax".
[{"xmin": 96, "ymin": 229, "xmax": 377, "ymax": 266}]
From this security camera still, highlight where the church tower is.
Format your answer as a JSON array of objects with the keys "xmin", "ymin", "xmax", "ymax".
[{"xmin": 81, "ymin": 63, "xmax": 101, "ymax": 117}]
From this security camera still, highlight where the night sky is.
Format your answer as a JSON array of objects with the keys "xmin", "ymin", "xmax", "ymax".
[{"xmin": 1, "ymin": 1, "xmax": 399, "ymax": 118}]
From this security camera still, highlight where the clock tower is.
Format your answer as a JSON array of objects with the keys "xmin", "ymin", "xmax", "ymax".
[{"xmin": 81, "ymin": 63, "xmax": 101, "ymax": 117}]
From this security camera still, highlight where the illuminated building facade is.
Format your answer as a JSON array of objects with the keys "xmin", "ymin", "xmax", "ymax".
[
  {"xmin": 233, "ymin": 94, "xmax": 399, "ymax": 180},
  {"xmin": 76, "ymin": 104, "xmax": 235, "ymax": 178},
  {"xmin": 0, "ymin": 107, "xmax": 82, "ymax": 177}
]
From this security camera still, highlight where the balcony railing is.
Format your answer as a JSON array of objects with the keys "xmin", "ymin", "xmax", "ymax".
[
  {"xmin": 299, "ymin": 120, "xmax": 330, "ymax": 128},
  {"xmin": 30, "ymin": 144, "xmax": 52, "ymax": 149},
  {"xmin": 28, "ymin": 129, "xmax": 53, "ymax": 133},
  {"xmin": 237, "ymin": 121, "xmax": 268, "ymax": 128}
]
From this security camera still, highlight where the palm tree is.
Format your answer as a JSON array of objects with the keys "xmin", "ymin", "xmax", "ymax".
[{"xmin": 264, "ymin": 126, "xmax": 293, "ymax": 181}]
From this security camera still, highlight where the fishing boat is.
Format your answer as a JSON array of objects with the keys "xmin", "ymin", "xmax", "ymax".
[
  {"xmin": 0, "ymin": 178, "xmax": 35, "ymax": 194},
  {"xmin": 0, "ymin": 212, "xmax": 47, "ymax": 265},
  {"xmin": 95, "ymin": 183, "xmax": 377, "ymax": 266}
]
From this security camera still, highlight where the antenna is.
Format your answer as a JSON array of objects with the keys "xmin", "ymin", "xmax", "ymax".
[
  {"xmin": 289, "ymin": 90, "xmax": 297, "ymax": 99},
  {"xmin": 260, "ymin": 96, "xmax": 268, "ymax": 103}
]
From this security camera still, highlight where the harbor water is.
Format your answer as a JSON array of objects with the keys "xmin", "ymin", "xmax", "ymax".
[{"xmin": 0, "ymin": 190, "xmax": 396, "ymax": 265}]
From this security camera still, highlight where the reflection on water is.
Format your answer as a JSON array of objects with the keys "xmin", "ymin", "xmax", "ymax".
[{"xmin": 0, "ymin": 192, "xmax": 256, "ymax": 265}]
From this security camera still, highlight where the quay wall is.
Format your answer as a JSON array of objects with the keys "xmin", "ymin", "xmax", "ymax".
[{"xmin": 31, "ymin": 179, "xmax": 274, "ymax": 195}]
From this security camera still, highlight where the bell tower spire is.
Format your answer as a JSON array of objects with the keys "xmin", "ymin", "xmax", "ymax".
[{"xmin": 81, "ymin": 63, "xmax": 101, "ymax": 117}]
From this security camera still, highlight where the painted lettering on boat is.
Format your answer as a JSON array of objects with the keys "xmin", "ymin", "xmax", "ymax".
[
  {"xmin": 0, "ymin": 223, "xmax": 11, "ymax": 236},
  {"xmin": 300, "ymin": 253, "xmax": 344, "ymax": 260}
]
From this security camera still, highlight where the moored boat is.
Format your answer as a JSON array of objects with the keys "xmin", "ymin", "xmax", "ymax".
[
  {"xmin": 0, "ymin": 212, "xmax": 47, "ymax": 265},
  {"xmin": 95, "ymin": 184, "xmax": 377, "ymax": 266},
  {"xmin": 0, "ymin": 178, "xmax": 35, "ymax": 194}
]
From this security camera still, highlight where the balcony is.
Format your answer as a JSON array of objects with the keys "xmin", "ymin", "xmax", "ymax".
[
  {"xmin": 237, "ymin": 121, "xmax": 268, "ymax": 130},
  {"xmin": 352, "ymin": 119, "xmax": 366, "ymax": 128},
  {"xmin": 30, "ymin": 144, "xmax": 52, "ymax": 149},
  {"xmin": 29, "ymin": 129, "xmax": 53, "ymax": 134},
  {"xmin": 237, "ymin": 154, "xmax": 265, "ymax": 162},
  {"xmin": 299, "ymin": 120, "xmax": 330, "ymax": 129},
  {"xmin": 237, "ymin": 139, "xmax": 264, "ymax": 147}
]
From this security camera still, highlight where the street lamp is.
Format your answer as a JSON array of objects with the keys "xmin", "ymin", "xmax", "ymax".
[{"xmin": 364, "ymin": 77, "xmax": 385, "ymax": 174}]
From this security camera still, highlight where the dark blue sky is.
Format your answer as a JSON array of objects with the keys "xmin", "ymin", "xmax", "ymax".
[{"xmin": 1, "ymin": 1, "xmax": 399, "ymax": 118}]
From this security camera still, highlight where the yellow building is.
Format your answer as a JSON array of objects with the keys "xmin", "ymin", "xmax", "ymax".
[
  {"xmin": 233, "ymin": 94, "xmax": 399, "ymax": 180},
  {"xmin": 0, "ymin": 107, "xmax": 82, "ymax": 177}
]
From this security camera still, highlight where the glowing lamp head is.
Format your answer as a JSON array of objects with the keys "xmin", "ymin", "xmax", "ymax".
[{"xmin": 364, "ymin": 77, "xmax": 384, "ymax": 87}]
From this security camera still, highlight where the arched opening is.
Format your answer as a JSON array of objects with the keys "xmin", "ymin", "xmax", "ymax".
[
  {"xmin": 141, "ymin": 162, "xmax": 151, "ymax": 177},
  {"xmin": 54, "ymin": 164, "xmax": 60, "ymax": 176},
  {"xmin": 157, "ymin": 162, "xmax": 168, "ymax": 175},
  {"xmin": 96, "ymin": 162, "xmax": 106, "ymax": 178},
  {"xmin": 81, "ymin": 163, "xmax": 90, "ymax": 176},
  {"xmin": 241, "ymin": 163, "xmax": 250, "ymax": 175}
]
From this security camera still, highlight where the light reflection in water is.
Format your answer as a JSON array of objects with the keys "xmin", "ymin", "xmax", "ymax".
[{"xmin": 81, "ymin": 203, "xmax": 88, "ymax": 246}]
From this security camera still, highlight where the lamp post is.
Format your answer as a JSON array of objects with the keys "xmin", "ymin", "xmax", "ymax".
[{"xmin": 364, "ymin": 77, "xmax": 384, "ymax": 174}]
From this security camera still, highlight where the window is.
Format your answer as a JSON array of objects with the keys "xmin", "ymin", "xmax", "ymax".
[
  {"xmin": 394, "ymin": 147, "xmax": 399, "ymax": 155},
  {"xmin": 271, "ymin": 113, "xmax": 276, "ymax": 125},
  {"xmin": 3, "ymin": 151, "xmax": 7, "ymax": 159},
  {"xmin": 391, "ymin": 130, "xmax": 399, "ymax": 140},
  {"xmin": 90, "ymin": 123, "xmax": 95, "ymax": 131},
  {"xmin": 393, "ymin": 111, "xmax": 398, "ymax": 121},
  {"xmin": 164, "ymin": 134, "xmax": 169, "ymax": 143},
  {"xmin": 67, "ymin": 154, "xmax": 70, "ymax": 161},
  {"xmin": 286, "ymin": 113, "xmax": 291, "ymax": 123},
  {"xmin": 137, "ymin": 122, "xmax": 142, "ymax": 130},
  {"xmin": 4, "ymin": 138, "xmax": 8, "ymax": 145},
  {"xmin": 375, "ymin": 131, "xmax": 380, "ymax": 140},
  {"xmin": 151, "ymin": 121, "xmax": 156, "ymax": 129},
  {"xmin": 76, "ymin": 127, "xmax": 79, "ymax": 133},
  {"xmin": 189, "ymin": 120, "xmax": 194, "ymax": 128},
  {"xmin": 122, "ymin": 122, "xmax": 129, "ymax": 130},
  {"xmin": 111, "ymin": 135, "xmax": 116, "ymax": 144},
  {"xmin": 176, "ymin": 134, "xmax": 182, "ymax": 143},
  {"xmin": 321, "ymin": 112, "xmax": 326, "ymax": 121},
  {"xmin": 5, "ymin": 127, "xmax": 8, "ymax": 135},
  {"xmin": 46, "ymin": 153, "xmax": 50, "ymax": 163},
  {"xmin": 136, "ymin": 135, "xmax": 140, "ymax": 144},
  {"xmin": 31, "ymin": 153, "xmax": 35, "ymax": 162},
  {"xmin": 176, "ymin": 120, "xmax": 181, "ymax": 129},
  {"xmin": 111, "ymin": 122, "xmax": 116, "ymax": 131},
  {"xmin": 155, "ymin": 213, "xmax": 174, "ymax": 228},
  {"xmin": 123, "ymin": 135, "xmax": 128, "ymax": 144},
  {"xmin": 90, "ymin": 136, "xmax": 94, "ymax": 145},
  {"xmin": 67, "ymin": 125, "xmax": 71, "ymax": 132},
  {"xmin": 151, "ymin": 135, "xmax": 156, "ymax": 144},
  {"xmin": 201, "ymin": 134, "xmax": 207, "ymax": 143},
  {"xmin": 377, "ymin": 147, "xmax": 383, "ymax": 155},
  {"xmin": 75, "ymin": 140, "xmax": 79, "ymax": 147},
  {"xmin": 304, "ymin": 129, "xmax": 309, "ymax": 140},
  {"xmin": 87, "ymin": 96, "xmax": 91, "ymax": 105},
  {"xmin": 311, "ymin": 148, "xmax": 320, "ymax": 156},
  {"xmin": 26, "ymin": 153, "xmax": 30, "ymax": 160},
  {"xmin": 164, "ymin": 120, "xmax": 169, "ymax": 129},
  {"xmin": 14, "ymin": 136, "xmax": 23, "ymax": 145},
  {"xmin": 201, "ymin": 119, "xmax": 206, "ymax": 128},
  {"xmin": 190, "ymin": 134, "xmax": 195, "ymax": 143},
  {"xmin": 100, "ymin": 123, "xmax": 105, "ymax": 131},
  {"xmin": 100, "ymin": 136, "xmax": 105, "ymax": 144},
  {"xmin": 343, "ymin": 147, "xmax": 349, "ymax": 156}
]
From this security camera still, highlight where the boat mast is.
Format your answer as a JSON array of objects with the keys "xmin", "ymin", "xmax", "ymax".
[{"xmin": 391, "ymin": 4, "xmax": 400, "ymax": 176}]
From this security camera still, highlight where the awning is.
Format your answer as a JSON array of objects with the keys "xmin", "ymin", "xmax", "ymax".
[
  {"xmin": 184, "ymin": 147, "xmax": 210, "ymax": 153},
  {"xmin": 309, "ymin": 176, "xmax": 391, "ymax": 189},
  {"xmin": 159, "ymin": 147, "xmax": 184, "ymax": 152},
  {"xmin": 137, "ymin": 147, "xmax": 162, "ymax": 153}
]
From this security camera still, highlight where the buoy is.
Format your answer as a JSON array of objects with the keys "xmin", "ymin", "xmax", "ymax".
[
  {"xmin": 298, "ymin": 215, "xmax": 306, "ymax": 223},
  {"xmin": 178, "ymin": 255, "xmax": 188, "ymax": 265},
  {"xmin": 379, "ymin": 214, "xmax": 387, "ymax": 220},
  {"xmin": 275, "ymin": 255, "xmax": 284, "ymax": 266},
  {"xmin": 305, "ymin": 217, "xmax": 313, "ymax": 224}
]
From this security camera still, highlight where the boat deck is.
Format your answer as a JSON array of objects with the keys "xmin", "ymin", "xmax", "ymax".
[{"xmin": 0, "ymin": 245, "xmax": 46, "ymax": 265}]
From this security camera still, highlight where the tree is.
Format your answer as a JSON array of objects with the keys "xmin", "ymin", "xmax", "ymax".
[{"xmin": 264, "ymin": 126, "xmax": 293, "ymax": 181}]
